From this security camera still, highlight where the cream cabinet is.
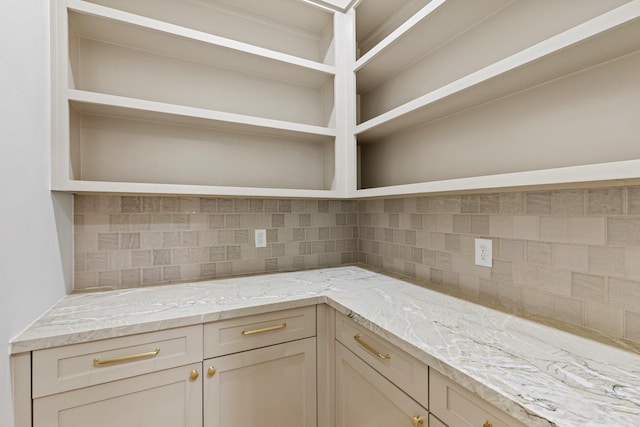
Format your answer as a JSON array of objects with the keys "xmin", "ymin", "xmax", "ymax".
[
  {"xmin": 334, "ymin": 311, "xmax": 532, "ymax": 427},
  {"xmin": 335, "ymin": 342, "xmax": 428, "ymax": 427},
  {"xmin": 32, "ymin": 325, "xmax": 204, "ymax": 427},
  {"xmin": 334, "ymin": 312, "xmax": 429, "ymax": 427},
  {"xmin": 22, "ymin": 304, "xmax": 538, "ymax": 427},
  {"xmin": 204, "ymin": 338, "xmax": 317, "ymax": 427},
  {"xmin": 429, "ymin": 369, "xmax": 527, "ymax": 427},
  {"xmin": 33, "ymin": 363, "xmax": 203, "ymax": 427},
  {"xmin": 335, "ymin": 312, "xmax": 429, "ymax": 408},
  {"xmin": 202, "ymin": 306, "xmax": 318, "ymax": 427}
]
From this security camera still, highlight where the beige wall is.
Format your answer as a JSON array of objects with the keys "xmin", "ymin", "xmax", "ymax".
[
  {"xmin": 359, "ymin": 185, "xmax": 640, "ymax": 344},
  {"xmin": 74, "ymin": 195, "xmax": 358, "ymax": 290}
]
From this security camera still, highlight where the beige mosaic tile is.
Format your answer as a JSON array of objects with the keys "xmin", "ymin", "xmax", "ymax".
[
  {"xmin": 551, "ymin": 190, "xmax": 585, "ymax": 215},
  {"xmin": 571, "ymin": 272, "xmax": 606, "ymax": 302},
  {"xmin": 588, "ymin": 246, "xmax": 625, "ymax": 277},
  {"xmin": 608, "ymin": 218, "xmax": 640, "ymax": 247},
  {"xmin": 74, "ymin": 186, "xmax": 640, "ymax": 343},
  {"xmin": 588, "ymin": 187, "xmax": 624, "ymax": 215}
]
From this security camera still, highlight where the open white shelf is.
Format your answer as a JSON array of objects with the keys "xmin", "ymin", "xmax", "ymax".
[
  {"xmin": 68, "ymin": 90, "xmax": 336, "ymax": 141},
  {"xmin": 355, "ymin": 0, "xmax": 511, "ymax": 93},
  {"xmin": 356, "ymin": 1, "xmax": 640, "ymax": 143},
  {"xmin": 59, "ymin": 181, "xmax": 341, "ymax": 199},
  {"xmin": 354, "ymin": 0, "xmax": 433, "ymax": 58},
  {"xmin": 355, "ymin": 159, "xmax": 640, "ymax": 198},
  {"xmin": 52, "ymin": 0, "xmax": 343, "ymax": 197},
  {"xmin": 51, "ymin": 0, "xmax": 640, "ymax": 198},
  {"xmin": 73, "ymin": 0, "xmax": 335, "ymax": 65},
  {"xmin": 64, "ymin": 98, "xmax": 336, "ymax": 193}
]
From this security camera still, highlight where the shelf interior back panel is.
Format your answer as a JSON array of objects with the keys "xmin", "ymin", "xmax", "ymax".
[
  {"xmin": 69, "ymin": 104, "xmax": 335, "ymax": 190},
  {"xmin": 67, "ymin": 10, "xmax": 335, "ymax": 127},
  {"xmin": 76, "ymin": 0, "xmax": 335, "ymax": 64},
  {"xmin": 358, "ymin": 50, "xmax": 640, "ymax": 189},
  {"xmin": 357, "ymin": 0, "xmax": 632, "ymax": 123},
  {"xmin": 355, "ymin": 0, "xmax": 433, "ymax": 57}
]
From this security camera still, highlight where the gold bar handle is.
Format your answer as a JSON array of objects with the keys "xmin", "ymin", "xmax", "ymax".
[
  {"xmin": 411, "ymin": 415, "xmax": 424, "ymax": 427},
  {"xmin": 354, "ymin": 335, "xmax": 391, "ymax": 360},
  {"xmin": 241, "ymin": 323, "xmax": 287, "ymax": 336},
  {"xmin": 93, "ymin": 348, "xmax": 160, "ymax": 367}
]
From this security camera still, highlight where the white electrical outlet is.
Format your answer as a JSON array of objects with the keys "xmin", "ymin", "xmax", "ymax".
[
  {"xmin": 475, "ymin": 238, "xmax": 493, "ymax": 267},
  {"xmin": 255, "ymin": 229, "xmax": 267, "ymax": 248}
]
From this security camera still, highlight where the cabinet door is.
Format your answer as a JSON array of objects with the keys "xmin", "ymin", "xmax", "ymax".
[
  {"xmin": 33, "ymin": 363, "xmax": 202, "ymax": 427},
  {"xmin": 336, "ymin": 342, "xmax": 428, "ymax": 427},
  {"xmin": 204, "ymin": 337, "xmax": 317, "ymax": 427},
  {"xmin": 429, "ymin": 369, "xmax": 527, "ymax": 427}
]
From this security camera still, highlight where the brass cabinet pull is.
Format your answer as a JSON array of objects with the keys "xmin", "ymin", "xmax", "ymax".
[
  {"xmin": 241, "ymin": 323, "xmax": 287, "ymax": 336},
  {"xmin": 483, "ymin": 422, "xmax": 493, "ymax": 427},
  {"xmin": 93, "ymin": 348, "xmax": 160, "ymax": 367},
  {"xmin": 207, "ymin": 366, "xmax": 216, "ymax": 377},
  {"xmin": 354, "ymin": 334, "xmax": 391, "ymax": 360},
  {"xmin": 411, "ymin": 415, "xmax": 424, "ymax": 427},
  {"xmin": 190, "ymin": 370, "xmax": 199, "ymax": 380}
]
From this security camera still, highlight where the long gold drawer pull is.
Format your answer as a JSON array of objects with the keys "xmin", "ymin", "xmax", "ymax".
[
  {"xmin": 93, "ymin": 348, "xmax": 160, "ymax": 367},
  {"xmin": 411, "ymin": 415, "xmax": 424, "ymax": 427},
  {"xmin": 354, "ymin": 335, "xmax": 391, "ymax": 360},
  {"xmin": 241, "ymin": 323, "xmax": 287, "ymax": 336}
]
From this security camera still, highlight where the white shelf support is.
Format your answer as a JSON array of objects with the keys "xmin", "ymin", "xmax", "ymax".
[{"xmin": 332, "ymin": 9, "xmax": 358, "ymax": 197}]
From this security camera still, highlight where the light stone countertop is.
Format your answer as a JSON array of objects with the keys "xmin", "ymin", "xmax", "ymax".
[{"xmin": 10, "ymin": 266, "xmax": 640, "ymax": 426}]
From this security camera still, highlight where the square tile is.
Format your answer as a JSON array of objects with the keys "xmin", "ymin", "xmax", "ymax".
[
  {"xmin": 551, "ymin": 190, "xmax": 585, "ymax": 215},
  {"xmin": 588, "ymin": 187, "xmax": 624, "ymax": 215},
  {"xmin": 571, "ymin": 272, "xmax": 605, "ymax": 302}
]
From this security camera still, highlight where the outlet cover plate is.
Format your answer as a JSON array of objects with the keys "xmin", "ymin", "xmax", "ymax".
[
  {"xmin": 255, "ymin": 229, "xmax": 267, "ymax": 248},
  {"xmin": 475, "ymin": 238, "xmax": 493, "ymax": 267}
]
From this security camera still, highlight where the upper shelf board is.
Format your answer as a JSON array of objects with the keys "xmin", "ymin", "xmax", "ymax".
[
  {"xmin": 67, "ymin": 0, "xmax": 335, "ymax": 89},
  {"xmin": 68, "ymin": 90, "xmax": 336, "ymax": 143},
  {"xmin": 355, "ymin": 0, "xmax": 435, "ymax": 57},
  {"xmin": 356, "ymin": 0, "xmax": 640, "ymax": 143},
  {"xmin": 354, "ymin": 0, "xmax": 513, "ymax": 93}
]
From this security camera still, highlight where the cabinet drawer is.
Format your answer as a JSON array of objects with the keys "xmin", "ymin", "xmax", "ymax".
[
  {"xmin": 335, "ymin": 312, "xmax": 428, "ymax": 409},
  {"xmin": 33, "ymin": 325, "xmax": 203, "ymax": 398},
  {"xmin": 336, "ymin": 342, "xmax": 428, "ymax": 427},
  {"xmin": 429, "ymin": 369, "xmax": 527, "ymax": 427},
  {"xmin": 33, "ymin": 362, "xmax": 202, "ymax": 427},
  {"xmin": 204, "ymin": 306, "xmax": 316, "ymax": 358}
]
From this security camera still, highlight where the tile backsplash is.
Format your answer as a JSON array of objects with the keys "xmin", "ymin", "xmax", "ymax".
[
  {"xmin": 74, "ymin": 196, "xmax": 358, "ymax": 290},
  {"xmin": 358, "ymin": 186, "xmax": 640, "ymax": 343},
  {"xmin": 73, "ymin": 185, "xmax": 640, "ymax": 344}
]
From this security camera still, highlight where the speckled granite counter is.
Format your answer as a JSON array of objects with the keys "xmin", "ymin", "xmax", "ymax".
[{"xmin": 10, "ymin": 266, "xmax": 640, "ymax": 426}]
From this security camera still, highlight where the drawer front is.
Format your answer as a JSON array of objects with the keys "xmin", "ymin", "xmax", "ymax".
[
  {"xmin": 429, "ymin": 369, "xmax": 527, "ymax": 427},
  {"xmin": 335, "ymin": 312, "xmax": 429, "ymax": 409},
  {"xmin": 336, "ymin": 342, "xmax": 428, "ymax": 427},
  {"xmin": 33, "ymin": 325, "xmax": 203, "ymax": 398},
  {"xmin": 33, "ymin": 362, "xmax": 202, "ymax": 427},
  {"xmin": 204, "ymin": 306, "xmax": 316, "ymax": 358}
]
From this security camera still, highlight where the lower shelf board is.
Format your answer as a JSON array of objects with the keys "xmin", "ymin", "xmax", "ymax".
[{"xmin": 355, "ymin": 159, "xmax": 640, "ymax": 198}]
